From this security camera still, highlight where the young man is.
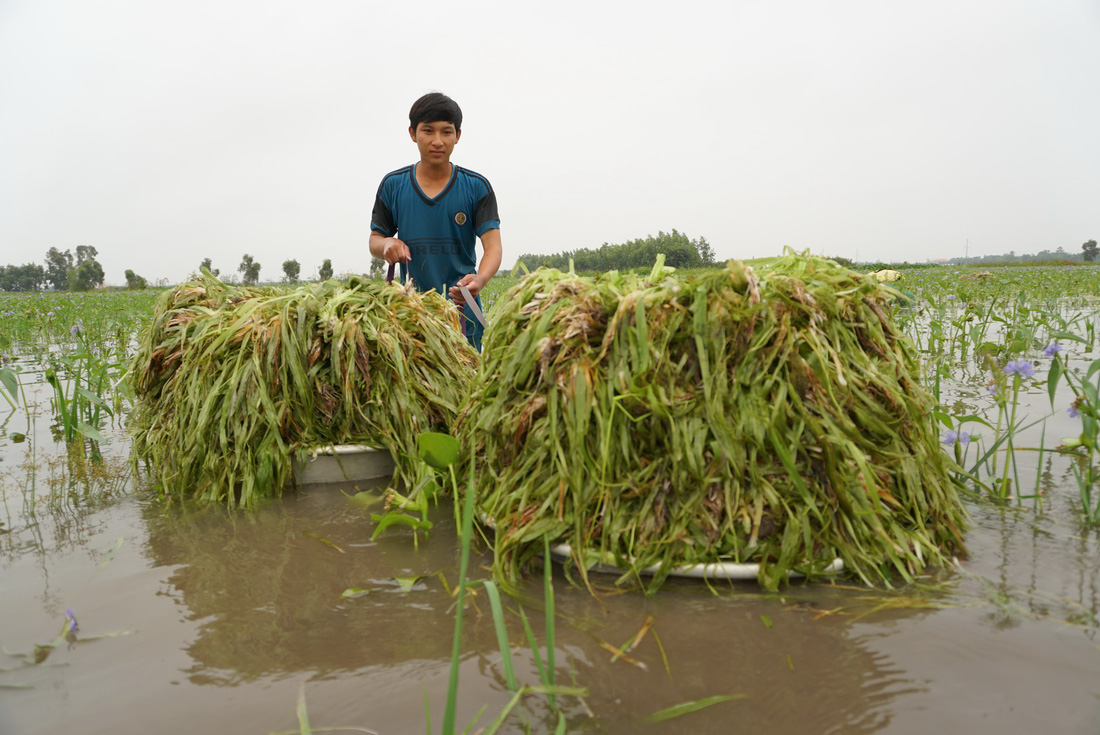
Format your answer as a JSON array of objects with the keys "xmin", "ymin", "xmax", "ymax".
[{"xmin": 368, "ymin": 92, "xmax": 502, "ymax": 350}]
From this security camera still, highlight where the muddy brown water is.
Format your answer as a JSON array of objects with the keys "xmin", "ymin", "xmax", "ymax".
[{"xmin": 2, "ymin": 372, "xmax": 1100, "ymax": 733}]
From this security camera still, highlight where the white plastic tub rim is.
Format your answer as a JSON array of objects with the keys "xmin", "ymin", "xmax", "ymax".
[
  {"xmin": 306, "ymin": 444, "xmax": 384, "ymax": 456},
  {"xmin": 479, "ymin": 513, "xmax": 843, "ymax": 581},
  {"xmin": 549, "ymin": 542, "xmax": 844, "ymax": 580},
  {"xmin": 291, "ymin": 444, "xmax": 395, "ymax": 486}
]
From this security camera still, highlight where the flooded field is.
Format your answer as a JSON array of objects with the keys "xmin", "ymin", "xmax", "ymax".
[{"xmin": 3, "ymin": 267, "xmax": 1100, "ymax": 733}]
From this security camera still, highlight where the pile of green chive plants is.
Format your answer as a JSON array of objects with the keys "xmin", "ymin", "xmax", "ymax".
[
  {"xmin": 128, "ymin": 272, "xmax": 477, "ymax": 507},
  {"xmin": 456, "ymin": 253, "xmax": 968, "ymax": 592}
]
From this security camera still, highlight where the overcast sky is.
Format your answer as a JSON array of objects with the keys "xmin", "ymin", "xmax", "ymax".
[{"xmin": 2, "ymin": 1, "xmax": 1098, "ymax": 285}]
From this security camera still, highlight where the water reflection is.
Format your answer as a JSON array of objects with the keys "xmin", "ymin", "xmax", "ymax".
[
  {"xmin": 140, "ymin": 478, "xmax": 468, "ymax": 685},
  {"xmin": 540, "ymin": 582, "xmax": 936, "ymax": 734},
  {"xmin": 138, "ymin": 479, "xmax": 948, "ymax": 733}
]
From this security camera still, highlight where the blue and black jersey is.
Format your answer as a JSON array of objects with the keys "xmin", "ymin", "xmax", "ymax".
[{"xmin": 371, "ymin": 163, "xmax": 499, "ymax": 350}]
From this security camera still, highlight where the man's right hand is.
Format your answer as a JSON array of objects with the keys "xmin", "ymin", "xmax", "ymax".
[{"xmin": 382, "ymin": 237, "xmax": 412, "ymax": 264}]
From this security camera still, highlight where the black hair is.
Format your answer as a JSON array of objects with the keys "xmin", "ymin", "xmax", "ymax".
[{"xmin": 409, "ymin": 92, "xmax": 462, "ymax": 132}]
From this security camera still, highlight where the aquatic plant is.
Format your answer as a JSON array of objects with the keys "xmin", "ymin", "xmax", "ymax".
[
  {"xmin": 128, "ymin": 273, "xmax": 477, "ymax": 507},
  {"xmin": 458, "ymin": 253, "xmax": 969, "ymax": 592}
]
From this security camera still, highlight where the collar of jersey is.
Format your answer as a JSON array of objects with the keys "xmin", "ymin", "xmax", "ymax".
[{"xmin": 410, "ymin": 163, "xmax": 457, "ymax": 205}]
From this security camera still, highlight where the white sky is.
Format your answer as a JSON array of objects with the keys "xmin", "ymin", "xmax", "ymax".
[{"xmin": 1, "ymin": 0, "xmax": 1098, "ymax": 284}]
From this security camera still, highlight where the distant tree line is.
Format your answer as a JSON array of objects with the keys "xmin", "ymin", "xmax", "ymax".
[
  {"xmin": 0, "ymin": 247, "xmax": 349, "ymax": 293},
  {"xmin": 944, "ymin": 241, "xmax": 1097, "ymax": 266},
  {"xmin": 198, "ymin": 256, "xmax": 338, "ymax": 286},
  {"xmin": 0, "ymin": 246, "xmax": 114, "ymax": 292},
  {"xmin": 514, "ymin": 229, "xmax": 718, "ymax": 273}
]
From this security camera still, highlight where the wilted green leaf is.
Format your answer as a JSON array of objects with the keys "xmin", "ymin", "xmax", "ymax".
[{"xmin": 642, "ymin": 694, "xmax": 746, "ymax": 724}]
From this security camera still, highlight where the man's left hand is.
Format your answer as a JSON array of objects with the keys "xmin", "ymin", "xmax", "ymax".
[{"xmin": 450, "ymin": 274, "xmax": 484, "ymax": 305}]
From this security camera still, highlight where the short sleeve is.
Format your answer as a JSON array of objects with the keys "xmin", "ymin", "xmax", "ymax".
[
  {"xmin": 371, "ymin": 182, "xmax": 396, "ymax": 237},
  {"xmin": 474, "ymin": 190, "xmax": 499, "ymax": 237}
]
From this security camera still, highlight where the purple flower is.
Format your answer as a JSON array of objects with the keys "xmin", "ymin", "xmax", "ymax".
[
  {"xmin": 70, "ymin": 324, "xmax": 82, "ymax": 335},
  {"xmin": 64, "ymin": 609, "xmax": 79, "ymax": 634},
  {"xmin": 943, "ymin": 430, "xmax": 971, "ymax": 445},
  {"xmin": 1003, "ymin": 360, "xmax": 1036, "ymax": 378},
  {"xmin": 1068, "ymin": 405, "xmax": 1080, "ymax": 419},
  {"xmin": 1043, "ymin": 343, "xmax": 1062, "ymax": 357}
]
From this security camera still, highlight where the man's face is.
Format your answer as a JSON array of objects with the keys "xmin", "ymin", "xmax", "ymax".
[{"xmin": 410, "ymin": 120, "xmax": 460, "ymax": 164}]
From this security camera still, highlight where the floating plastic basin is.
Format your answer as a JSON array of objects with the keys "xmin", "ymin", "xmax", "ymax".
[{"xmin": 292, "ymin": 445, "xmax": 394, "ymax": 485}]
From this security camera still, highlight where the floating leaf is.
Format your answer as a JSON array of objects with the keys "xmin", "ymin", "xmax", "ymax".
[
  {"xmin": 339, "ymin": 587, "xmax": 370, "ymax": 600},
  {"xmin": 418, "ymin": 432, "xmax": 458, "ymax": 469},
  {"xmin": 642, "ymin": 694, "xmax": 746, "ymax": 724},
  {"xmin": 394, "ymin": 575, "xmax": 423, "ymax": 593},
  {"xmin": 370, "ymin": 512, "xmax": 433, "ymax": 541},
  {"xmin": 343, "ymin": 490, "xmax": 383, "ymax": 509}
]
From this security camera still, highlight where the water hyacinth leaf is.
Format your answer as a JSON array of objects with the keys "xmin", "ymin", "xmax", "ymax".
[
  {"xmin": 127, "ymin": 273, "xmax": 476, "ymax": 507},
  {"xmin": 339, "ymin": 587, "xmax": 370, "ymax": 600},
  {"xmin": 933, "ymin": 408, "xmax": 954, "ymax": 429},
  {"xmin": 0, "ymin": 367, "xmax": 18, "ymax": 401},
  {"xmin": 457, "ymin": 252, "xmax": 967, "ymax": 593},
  {"xmin": 1048, "ymin": 357, "xmax": 1063, "ymax": 409},
  {"xmin": 418, "ymin": 431, "xmax": 459, "ymax": 470},
  {"xmin": 370, "ymin": 512, "xmax": 433, "ymax": 540},
  {"xmin": 1049, "ymin": 330, "xmax": 1089, "ymax": 345},
  {"xmin": 76, "ymin": 422, "xmax": 106, "ymax": 442},
  {"xmin": 11, "ymin": 433, "xmax": 25, "ymax": 443},
  {"xmin": 951, "ymin": 414, "xmax": 995, "ymax": 431},
  {"xmin": 75, "ymin": 387, "xmax": 109, "ymax": 409},
  {"xmin": 1087, "ymin": 358, "xmax": 1100, "ymax": 382}
]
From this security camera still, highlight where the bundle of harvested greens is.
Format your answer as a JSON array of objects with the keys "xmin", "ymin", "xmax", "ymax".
[
  {"xmin": 456, "ymin": 253, "xmax": 967, "ymax": 591},
  {"xmin": 129, "ymin": 272, "xmax": 477, "ymax": 506}
]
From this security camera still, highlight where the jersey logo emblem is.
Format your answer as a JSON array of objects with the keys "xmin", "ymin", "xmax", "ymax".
[{"xmin": 454, "ymin": 211, "xmax": 468, "ymax": 226}]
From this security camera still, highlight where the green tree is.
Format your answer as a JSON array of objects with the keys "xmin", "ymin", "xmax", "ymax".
[
  {"xmin": 200, "ymin": 258, "xmax": 220, "ymax": 277},
  {"xmin": 318, "ymin": 258, "xmax": 333, "ymax": 281},
  {"xmin": 281, "ymin": 259, "xmax": 301, "ymax": 282},
  {"xmin": 0, "ymin": 263, "xmax": 46, "ymax": 292},
  {"xmin": 75, "ymin": 245, "xmax": 98, "ymax": 265},
  {"xmin": 69, "ymin": 259, "xmax": 105, "ymax": 291},
  {"xmin": 124, "ymin": 269, "xmax": 148, "ymax": 289},
  {"xmin": 238, "ymin": 254, "xmax": 261, "ymax": 285},
  {"xmin": 44, "ymin": 247, "xmax": 73, "ymax": 290},
  {"xmin": 514, "ymin": 229, "xmax": 716, "ymax": 272},
  {"xmin": 696, "ymin": 236, "xmax": 716, "ymax": 265},
  {"xmin": 67, "ymin": 245, "xmax": 105, "ymax": 290},
  {"xmin": 1083, "ymin": 239, "xmax": 1098, "ymax": 262}
]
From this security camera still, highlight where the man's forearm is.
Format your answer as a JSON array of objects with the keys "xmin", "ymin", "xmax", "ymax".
[
  {"xmin": 368, "ymin": 232, "xmax": 386, "ymax": 260},
  {"xmin": 477, "ymin": 230, "xmax": 503, "ymax": 286}
]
